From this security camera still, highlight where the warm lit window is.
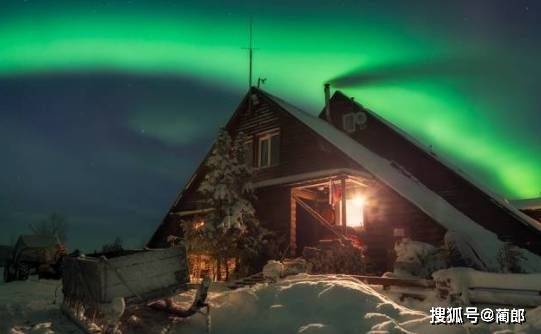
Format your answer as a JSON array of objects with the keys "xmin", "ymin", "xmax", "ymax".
[
  {"xmin": 342, "ymin": 113, "xmax": 356, "ymax": 133},
  {"xmin": 258, "ymin": 130, "xmax": 280, "ymax": 168},
  {"xmin": 346, "ymin": 195, "xmax": 365, "ymax": 228}
]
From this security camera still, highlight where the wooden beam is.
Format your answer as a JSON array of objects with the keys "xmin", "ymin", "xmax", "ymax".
[
  {"xmin": 294, "ymin": 196, "xmax": 344, "ymax": 240},
  {"xmin": 294, "ymin": 189, "xmax": 320, "ymax": 201},
  {"xmin": 290, "ymin": 189, "xmax": 297, "ymax": 257},
  {"xmin": 341, "ymin": 177, "xmax": 347, "ymax": 232},
  {"xmin": 348, "ymin": 177, "xmax": 369, "ymax": 189}
]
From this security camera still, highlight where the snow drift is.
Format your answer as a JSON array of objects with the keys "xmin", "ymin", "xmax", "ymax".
[
  {"xmin": 174, "ymin": 274, "xmax": 447, "ymax": 334},
  {"xmin": 0, "ymin": 269, "xmax": 78, "ymax": 334},
  {"xmin": 3, "ymin": 269, "xmax": 541, "ymax": 334}
]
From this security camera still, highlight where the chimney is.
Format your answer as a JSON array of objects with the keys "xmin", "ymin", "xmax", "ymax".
[{"xmin": 324, "ymin": 83, "xmax": 331, "ymax": 122}]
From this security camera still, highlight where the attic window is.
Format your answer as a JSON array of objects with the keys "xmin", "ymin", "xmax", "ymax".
[
  {"xmin": 258, "ymin": 130, "xmax": 280, "ymax": 168},
  {"xmin": 342, "ymin": 113, "xmax": 356, "ymax": 133}
]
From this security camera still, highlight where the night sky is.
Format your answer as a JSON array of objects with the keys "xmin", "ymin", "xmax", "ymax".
[{"xmin": 1, "ymin": 0, "xmax": 540, "ymax": 251}]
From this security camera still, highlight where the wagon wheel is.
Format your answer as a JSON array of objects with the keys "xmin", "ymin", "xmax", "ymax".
[
  {"xmin": 16, "ymin": 262, "xmax": 31, "ymax": 281},
  {"xmin": 3, "ymin": 260, "xmax": 15, "ymax": 282}
]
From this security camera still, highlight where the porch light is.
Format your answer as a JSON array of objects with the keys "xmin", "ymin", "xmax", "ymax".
[{"xmin": 346, "ymin": 195, "xmax": 365, "ymax": 228}]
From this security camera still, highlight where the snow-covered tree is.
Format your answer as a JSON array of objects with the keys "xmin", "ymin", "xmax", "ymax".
[
  {"xmin": 392, "ymin": 238, "xmax": 446, "ymax": 278},
  {"xmin": 183, "ymin": 129, "xmax": 269, "ymax": 279},
  {"xmin": 498, "ymin": 242, "xmax": 525, "ymax": 273},
  {"xmin": 444, "ymin": 231, "xmax": 488, "ymax": 271},
  {"xmin": 101, "ymin": 236, "xmax": 124, "ymax": 253}
]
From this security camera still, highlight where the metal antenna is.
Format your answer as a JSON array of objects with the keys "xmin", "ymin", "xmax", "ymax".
[
  {"xmin": 249, "ymin": 18, "xmax": 253, "ymax": 88},
  {"xmin": 242, "ymin": 18, "xmax": 257, "ymax": 88}
]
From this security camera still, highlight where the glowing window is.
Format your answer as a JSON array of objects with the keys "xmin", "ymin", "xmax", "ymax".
[{"xmin": 346, "ymin": 195, "xmax": 365, "ymax": 228}]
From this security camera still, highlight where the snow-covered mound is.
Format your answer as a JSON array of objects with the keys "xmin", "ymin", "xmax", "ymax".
[
  {"xmin": 2, "ymin": 269, "xmax": 541, "ymax": 334},
  {"xmin": 174, "ymin": 274, "xmax": 451, "ymax": 334}
]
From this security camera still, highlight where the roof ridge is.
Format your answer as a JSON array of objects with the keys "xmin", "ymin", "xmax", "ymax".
[
  {"xmin": 261, "ymin": 89, "xmax": 541, "ymax": 235},
  {"xmin": 333, "ymin": 91, "xmax": 541, "ymax": 229}
]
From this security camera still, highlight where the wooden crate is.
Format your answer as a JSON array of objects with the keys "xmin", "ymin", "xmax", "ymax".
[{"xmin": 62, "ymin": 247, "xmax": 189, "ymax": 305}]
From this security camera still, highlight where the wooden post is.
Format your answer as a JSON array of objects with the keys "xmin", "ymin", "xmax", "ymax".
[
  {"xmin": 341, "ymin": 177, "xmax": 347, "ymax": 232},
  {"xmin": 290, "ymin": 189, "xmax": 297, "ymax": 256}
]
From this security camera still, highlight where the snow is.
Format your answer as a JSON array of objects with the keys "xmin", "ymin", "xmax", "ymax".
[
  {"xmin": 0, "ymin": 269, "xmax": 80, "ymax": 334},
  {"xmin": 174, "ymin": 274, "xmax": 440, "ymax": 334},
  {"xmin": 262, "ymin": 259, "xmax": 309, "ymax": 281},
  {"xmin": 390, "ymin": 238, "xmax": 445, "ymax": 278},
  {"xmin": 263, "ymin": 91, "xmax": 541, "ymax": 273},
  {"xmin": 3, "ymin": 269, "xmax": 541, "ymax": 334},
  {"xmin": 282, "ymin": 258, "xmax": 309, "ymax": 276},
  {"xmin": 262, "ymin": 260, "xmax": 284, "ymax": 280},
  {"xmin": 395, "ymin": 239, "xmax": 437, "ymax": 264},
  {"xmin": 445, "ymin": 231, "xmax": 489, "ymax": 270}
]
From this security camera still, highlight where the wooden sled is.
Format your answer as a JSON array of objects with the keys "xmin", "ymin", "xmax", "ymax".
[{"xmin": 61, "ymin": 247, "xmax": 210, "ymax": 333}]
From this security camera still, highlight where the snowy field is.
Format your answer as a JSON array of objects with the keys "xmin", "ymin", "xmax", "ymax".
[
  {"xmin": 0, "ymin": 268, "xmax": 79, "ymax": 334},
  {"xmin": 2, "ymin": 269, "xmax": 541, "ymax": 334}
]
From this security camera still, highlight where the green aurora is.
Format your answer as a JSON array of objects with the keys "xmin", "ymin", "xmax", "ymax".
[{"xmin": 1, "ymin": 2, "xmax": 540, "ymax": 199}]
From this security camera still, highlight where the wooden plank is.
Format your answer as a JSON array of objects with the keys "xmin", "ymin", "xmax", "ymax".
[
  {"xmin": 106, "ymin": 271, "xmax": 179, "ymax": 291},
  {"xmin": 107, "ymin": 256, "xmax": 183, "ymax": 278},
  {"xmin": 290, "ymin": 189, "xmax": 297, "ymax": 256},
  {"xmin": 64, "ymin": 248, "xmax": 188, "ymax": 304},
  {"xmin": 341, "ymin": 177, "xmax": 347, "ymax": 233},
  {"xmin": 469, "ymin": 289, "xmax": 541, "ymax": 307},
  {"xmin": 107, "ymin": 248, "xmax": 184, "ymax": 268},
  {"xmin": 105, "ymin": 268, "xmax": 180, "ymax": 290}
]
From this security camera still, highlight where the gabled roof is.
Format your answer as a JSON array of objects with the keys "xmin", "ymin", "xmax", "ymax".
[
  {"xmin": 332, "ymin": 91, "xmax": 541, "ymax": 233},
  {"xmin": 259, "ymin": 89, "xmax": 541, "ymax": 271}
]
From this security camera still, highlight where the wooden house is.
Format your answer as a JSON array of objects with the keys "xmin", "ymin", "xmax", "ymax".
[{"xmin": 148, "ymin": 87, "xmax": 541, "ymax": 273}]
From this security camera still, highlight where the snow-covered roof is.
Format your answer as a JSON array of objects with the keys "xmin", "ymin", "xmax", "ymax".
[
  {"xmin": 511, "ymin": 197, "xmax": 541, "ymax": 210},
  {"xmin": 344, "ymin": 94, "xmax": 541, "ymax": 234},
  {"xmin": 261, "ymin": 90, "xmax": 541, "ymax": 271}
]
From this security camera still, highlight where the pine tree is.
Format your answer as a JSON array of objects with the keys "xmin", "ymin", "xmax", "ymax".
[
  {"xmin": 498, "ymin": 242, "xmax": 525, "ymax": 273},
  {"xmin": 183, "ymin": 129, "xmax": 268, "ymax": 279}
]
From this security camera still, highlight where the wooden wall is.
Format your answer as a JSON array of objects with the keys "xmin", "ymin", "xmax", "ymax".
[
  {"xmin": 363, "ymin": 182, "xmax": 446, "ymax": 273},
  {"xmin": 149, "ymin": 90, "xmax": 360, "ymax": 248},
  {"xmin": 323, "ymin": 92, "xmax": 541, "ymax": 256},
  {"xmin": 150, "ymin": 89, "xmax": 458, "ymax": 274}
]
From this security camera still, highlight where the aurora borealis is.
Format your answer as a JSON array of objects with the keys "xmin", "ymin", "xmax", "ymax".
[{"xmin": 1, "ymin": 0, "xmax": 540, "ymax": 249}]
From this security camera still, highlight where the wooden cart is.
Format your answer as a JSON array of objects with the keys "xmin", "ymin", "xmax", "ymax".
[{"xmin": 61, "ymin": 247, "xmax": 207, "ymax": 333}]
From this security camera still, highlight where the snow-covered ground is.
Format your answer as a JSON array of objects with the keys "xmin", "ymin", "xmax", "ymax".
[
  {"xmin": 0, "ymin": 268, "xmax": 80, "ymax": 334},
  {"xmin": 173, "ymin": 274, "xmax": 438, "ymax": 334},
  {"xmin": 2, "ymin": 269, "xmax": 541, "ymax": 334}
]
